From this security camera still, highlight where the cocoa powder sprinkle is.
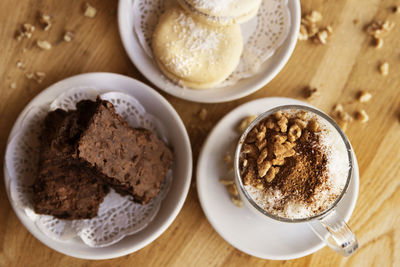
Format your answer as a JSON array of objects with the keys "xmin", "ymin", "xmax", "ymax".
[{"xmin": 239, "ymin": 111, "xmax": 328, "ymax": 211}]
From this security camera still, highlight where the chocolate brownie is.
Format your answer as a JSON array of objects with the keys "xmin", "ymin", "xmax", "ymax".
[
  {"xmin": 77, "ymin": 100, "xmax": 173, "ymax": 204},
  {"xmin": 32, "ymin": 101, "xmax": 108, "ymax": 219},
  {"xmin": 33, "ymin": 163, "xmax": 108, "ymax": 219}
]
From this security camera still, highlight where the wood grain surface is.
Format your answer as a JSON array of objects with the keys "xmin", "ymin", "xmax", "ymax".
[{"xmin": 1, "ymin": 0, "xmax": 400, "ymax": 266}]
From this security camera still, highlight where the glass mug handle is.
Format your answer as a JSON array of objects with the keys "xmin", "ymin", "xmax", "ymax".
[{"xmin": 308, "ymin": 209, "xmax": 358, "ymax": 256}]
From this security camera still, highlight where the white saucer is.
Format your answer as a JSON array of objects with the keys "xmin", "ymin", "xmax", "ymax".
[
  {"xmin": 196, "ymin": 97, "xmax": 359, "ymax": 260},
  {"xmin": 4, "ymin": 73, "xmax": 192, "ymax": 259},
  {"xmin": 118, "ymin": 0, "xmax": 301, "ymax": 103}
]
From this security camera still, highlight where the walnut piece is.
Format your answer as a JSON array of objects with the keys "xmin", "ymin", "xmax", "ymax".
[
  {"xmin": 256, "ymin": 139, "xmax": 267, "ymax": 151},
  {"xmin": 366, "ymin": 20, "xmax": 395, "ymax": 38},
  {"xmin": 244, "ymin": 169, "xmax": 255, "ymax": 185},
  {"xmin": 273, "ymin": 134, "xmax": 287, "ymax": 144},
  {"xmin": 84, "ymin": 3, "xmax": 97, "ymax": 18},
  {"xmin": 288, "ymin": 124, "xmax": 302, "ymax": 142},
  {"xmin": 297, "ymin": 111, "xmax": 308, "ymax": 120},
  {"xmin": 231, "ymin": 197, "xmax": 243, "ymax": 208},
  {"xmin": 223, "ymin": 152, "xmax": 232, "ymax": 165},
  {"xmin": 16, "ymin": 60, "xmax": 25, "ymax": 69},
  {"xmin": 273, "ymin": 141, "xmax": 295, "ymax": 158},
  {"xmin": 303, "ymin": 86, "xmax": 319, "ymax": 99},
  {"xmin": 272, "ymin": 157, "xmax": 285, "ymax": 166},
  {"xmin": 15, "ymin": 23, "xmax": 35, "ymax": 41},
  {"xmin": 306, "ymin": 11, "xmax": 322, "ymax": 23},
  {"xmin": 374, "ymin": 37, "xmax": 384, "ymax": 48},
  {"xmin": 307, "ymin": 119, "xmax": 320, "ymax": 132},
  {"xmin": 265, "ymin": 167, "xmax": 279, "ymax": 183},
  {"xmin": 317, "ymin": 30, "xmax": 328, "ymax": 44},
  {"xmin": 36, "ymin": 40, "xmax": 52, "ymax": 50},
  {"xmin": 354, "ymin": 110, "xmax": 369, "ymax": 123},
  {"xmin": 219, "ymin": 179, "xmax": 234, "ymax": 185},
  {"xmin": 357, "ymin": 91, "xmax": 372, "ymax": 103},
  {"xmin": 242, "ymin": 144, "xmax": 257, "ymax": 157},
  {"xmin": 299, "ymin": 25, "xmax": 308, "ymax": 41},
  {"xmin": 379, "ymin": 62, "xmax": 389, "ymax": 76},
  {"xmin": 294, "ymin": 119, "xmax": 307, "ymax": 129},
  {"xmin": 25, "ymin": 72, "xmax": 46, "ymax": 83},
  {"xmin": 277, "ymin": 116, "xmax": 288, "ymax": 132},
  {"xmin": 299, "ymin": 11, "xmax": 332, "ymax": 44},
  {"xmin": 39, "ymin": 13, "xmax": 52, "ymax": 31},
  {"xmin": 257, "ymin": 148, "xmax": 268, "ymax": 165},
  {"xmin": 63, "ymin": 31, "xmax": 74, "ymax": 42},
  {"xmin": 237, "ymin": 115, "xmax": 257, "ymax": 133},
  {"xmin": 227, "ymin": 184, "xmax": 239, "ymax": 196},
  {"xmin": 258, "ymin": 160, "xmax": 272, "ymax": 178},
  {"xmin": 256, "ymin": 125, "xmax": 266, "ymax": 141}
]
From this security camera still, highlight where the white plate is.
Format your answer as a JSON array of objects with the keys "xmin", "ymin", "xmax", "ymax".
[
  {"xmin": 197, "ymin": 97, "xmax": 359, "ymax": 260},
  {"xmin": 3, "ymin": 73, "xmax": 192, "ymax": 259},
  {"xmin": 118, "ymin": 0, "xmax": 301, "ymax": 103}
]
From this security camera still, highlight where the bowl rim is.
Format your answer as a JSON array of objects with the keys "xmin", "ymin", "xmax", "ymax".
[
  {"xmin": 117, "ymin": 0, "xmax": 301, "ymax": 103},
  {"xmin": 3, "ymin": 72, "xmax": 193, "ymax": 260}
]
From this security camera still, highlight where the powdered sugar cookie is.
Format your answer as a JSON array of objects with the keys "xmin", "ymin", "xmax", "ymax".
[
  {"xmin": 152, "ymin": 6, "xmax": 243, "ymax": 90},
  {"xmin": 177, "ymin": 0, "xmax": 261, "ymax": 25}
]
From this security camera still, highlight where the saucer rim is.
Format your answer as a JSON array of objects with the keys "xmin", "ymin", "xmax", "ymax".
[{"xmin": 196, "ymin": 97, "xmax": 359, "ymax": 260}]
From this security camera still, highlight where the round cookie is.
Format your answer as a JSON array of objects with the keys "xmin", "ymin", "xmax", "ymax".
[
  {"xmin": 152, "ymin": 6, "xmax": 243, "ymax": 90},
  {"xmin": 177, "ymin": 0, "xmax": 261, "ymax": 25}
]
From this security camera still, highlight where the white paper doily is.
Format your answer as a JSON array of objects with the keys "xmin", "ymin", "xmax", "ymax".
[
  {"xmin": 5, "ymin": 87, "xmax": 173, "ymax": 247},
  {"xmin": 133, "ymin": 0, "xmax": 290, "ymax": 88}
]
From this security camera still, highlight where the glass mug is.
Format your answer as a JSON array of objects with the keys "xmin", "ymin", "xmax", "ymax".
[{"xmin": 234, "ymin": 105, "xmax": 358, "ymax": 256}]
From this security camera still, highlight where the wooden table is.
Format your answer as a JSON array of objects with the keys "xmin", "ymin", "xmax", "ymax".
[{"xmin": 1, "ymin": 0, "xmax": 400, "ymax": 266}]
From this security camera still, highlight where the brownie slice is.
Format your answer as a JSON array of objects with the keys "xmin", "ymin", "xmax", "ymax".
[
  {"xmin": 32, "ymin": 102, "xmax": 108, "ymax": 220},
  {"xmin": 77, "ymin": 100, "xmax": 173, "ymax": 204},
  {"xmin": 33, "ymin": 163, "xmax": 108, "ymax": 219}
]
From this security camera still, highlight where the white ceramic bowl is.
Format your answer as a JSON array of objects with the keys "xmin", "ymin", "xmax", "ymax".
[
  {"xmin": 3, "ymin": 73, "xmax": 192, "ymax": 259},
  {"xmin": 118, "ymin": 0, "xmax": 301, "ymax": 103}
]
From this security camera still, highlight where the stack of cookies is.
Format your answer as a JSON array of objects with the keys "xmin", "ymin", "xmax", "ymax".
[{"xmin": 152, "ymin": 0, "xmax": 262, "ymax": 89}]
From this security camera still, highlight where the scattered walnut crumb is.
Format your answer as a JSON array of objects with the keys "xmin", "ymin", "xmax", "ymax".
[
  {"xmin": 231, "ymin": 197, "xmax": 243, "ymax": 208},
  {"xmin": 223, "ymin": 152, "xmax": 232, "ymax": 165},
  {"xmin": 299, "ymin": 11, "xmax": 332, "ymax": 44},
  {"xmin": 303, "ymin": 86, "xmax": 319, "ymax": 99},
  {"xmin": 226, "ymin": 184, "xmax": 238, "ymax": 196},
  {"xmin": 299, "ymin": 25, "xmax": 308, "ymax": 41},
  {"xmin": 237, "ymin": 115, "xmax": 257, "ymax": 133},
  {"xmin": 220, "ymin": 178, "xmax": 243, "ymax": 207},
  {"xmin": 366, "ymin": 20, "xmax": 395, "ymax": 38},
  {"xmin": 198, "ymin": 108, "xmax": 207, "ymax": 121},
  {"xmin": 219, "ymin": 179, "xmax": 234, "ymax": 185},
  {"xmin": 353, "ymin": 19, "xmax": 360, "ymax": 25},
  {"xmin": 84, "ymin": 3, "xmax": 97, "ymax": 18},
  {"xmin": 10, "ymin": 82, "xmax": 16, "ymax": 89},
  {"xmin": 316, "ymin": 30, "xmax": 328, "ymax": 44},
  {"xmin": 379, "ymin": 62, "xmax": 389, "ymax": 76},
  {"xmin": 15, "ymin": 23, "xmax": 35, "ymax": 41},
  {"xmin": 354, "ymin": 110, "xmax": 369, "ymax": 123},
  {"xmin": 39, "ymin": 13, "xmax": 52, "ymax": 31},
  {"xmin": 26, "ymin": 71, "xmax": 46, "ymax": 83},
  {"xmin": 305, "ymin": 11, "xmax": 322, "ymax": 23},
  {"xmin": 331, "ymin": 104, "xmax": 352, "ymax": 131},
  {"xmin": 16, "ymin": 60, "xmax": 25, "ymax": 70},
  {"xmin": 357, "ymin": 91, "xmax": 372, "ymax": 103},
  {"xmin": 36, "ymin": 40, "xmax": 52, "ymax": 50},
  {"xmin": 374, "ymin": 37, "xmax": 384, "ymax": 49},
  {"xmin": 63, "ymin": 31, "xmax": 74, "ymax": 42}
]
